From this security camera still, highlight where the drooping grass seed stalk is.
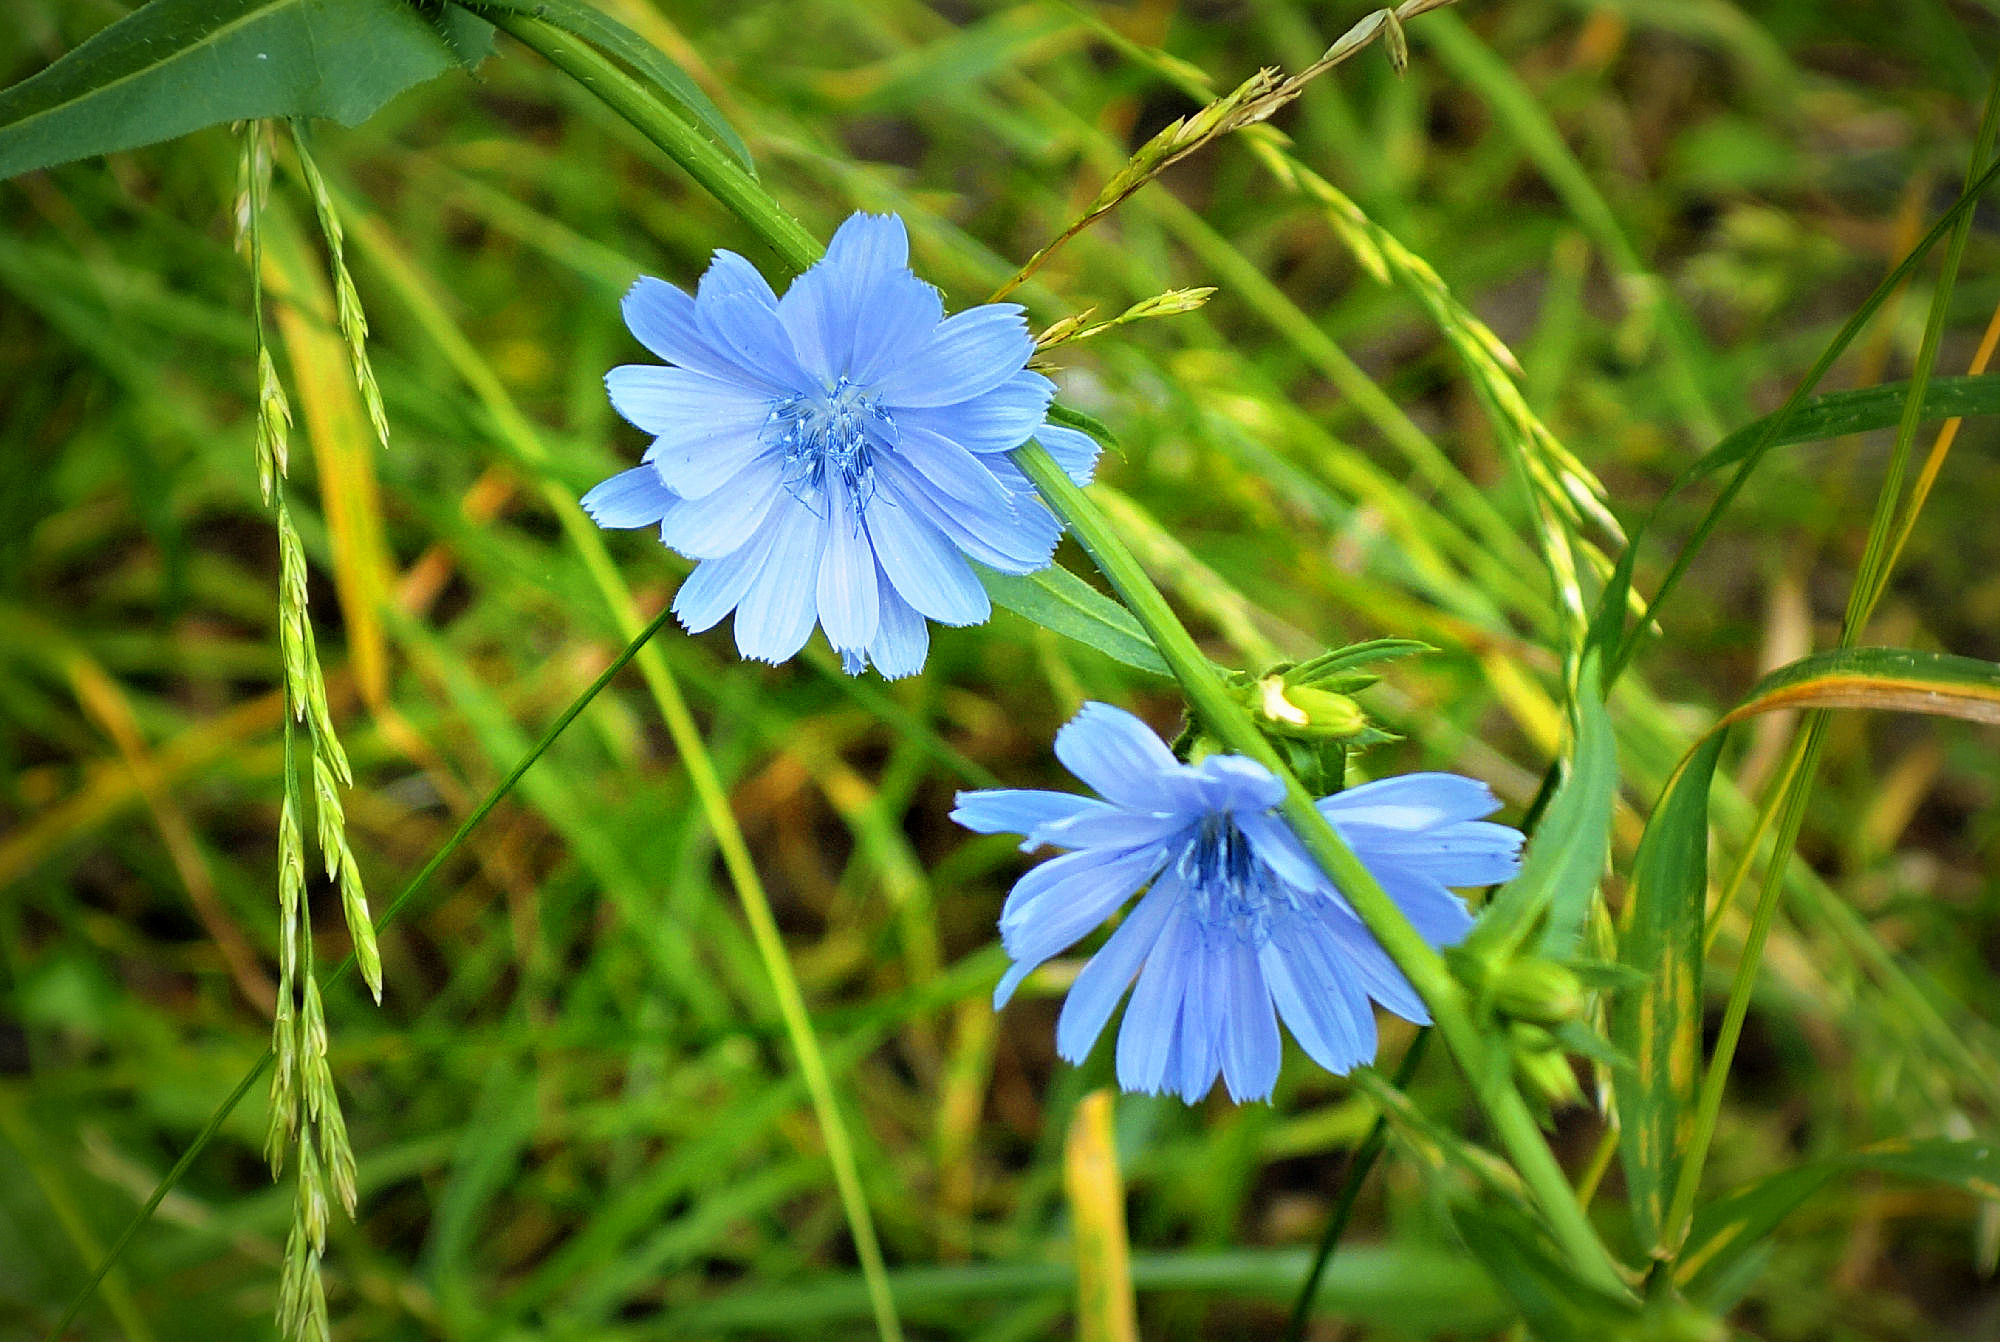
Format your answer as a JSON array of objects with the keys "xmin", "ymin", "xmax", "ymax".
[
  {"xmin": 481, "ymin": 14, "xmax": 1627, "ymax": 1296},
  {"xmin": 237, "ymin": 117, "xmax": 381, "ymax": 1342},
  {"xmin": 51, "ymin": 604, "xmax": 681, "ymax": 1342}
]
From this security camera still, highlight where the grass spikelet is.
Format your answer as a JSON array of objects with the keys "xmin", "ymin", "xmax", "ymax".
[
  {"xmin": 290, "ymin": 123, "xmax": 389, "ymax": 452},
  {"xmin": 242, "ymin": 116, "xmax": 381, "ymax": 1341}
]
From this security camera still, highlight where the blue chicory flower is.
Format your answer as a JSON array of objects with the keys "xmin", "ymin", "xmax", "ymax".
[
  {"xmin": 582, "ymin": 212, "xmax": 1100, "ymax": 677},
  {"xmin": 952, "ymin": 703, "xmax": 1523, "ymax": 1103}
]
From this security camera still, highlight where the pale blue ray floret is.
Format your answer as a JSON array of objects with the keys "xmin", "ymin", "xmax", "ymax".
[
  {"xmin": 582, "ymin": 212, "xmax": 1099, "ymax": 677},
  {"xmin": 952, "ymin": 703, "xmax": 1524, "ymax": 1103}
]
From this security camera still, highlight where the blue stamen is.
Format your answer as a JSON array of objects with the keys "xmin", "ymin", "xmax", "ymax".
[
  {"xmin": 1178, "ymin": 814, "xmax": 1290, "ymax": 946},
  {"xmin": 770, "ymin": 376, "xmax": 892, "ymax": 519}
]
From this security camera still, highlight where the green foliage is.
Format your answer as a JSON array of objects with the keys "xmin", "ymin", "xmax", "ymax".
[
  {"xmin": 0, "ymin": 0, "xmax": 486, "ymax": 180},
  {"xmin": 4, "ymin": 1, "xmax": 2000, "ymax": 1339},
  {"xmin": 975, "ymin": 562, "xmax": 1171, "ymax": 677}
]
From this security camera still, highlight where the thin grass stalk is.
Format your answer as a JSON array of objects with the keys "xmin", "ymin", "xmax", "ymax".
[
  {"xmin": 495, "ymin": 14, "xmax": 1630, "ymax": 1297},
  {"xmin": 47, "ymin": 606, "xmax": 678, "ymax": 1341},
  {"xmin": 1660, "ymin": 61, "xmax": 2000, "ymax": 1252},
  {"xmin": 1013, "ymin": 441, "xmax": 1626, "ymax": 1295},
  {"xmin": 322, "ymin": 165, "xmax": 904, "ymax": 1341}
]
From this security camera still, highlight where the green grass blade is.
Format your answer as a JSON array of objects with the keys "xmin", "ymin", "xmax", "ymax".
[
  {"xmin": 1612, "ymin": 732, "xmax": 1722, "ymax": 1256},
  {"xmin": 1467, "ymin": 650, "xmax": 1618, "ymax": 960},
  {"xmin": 1679, "ymin": 1139, "xmax": 2000, "ymax": 1303}
]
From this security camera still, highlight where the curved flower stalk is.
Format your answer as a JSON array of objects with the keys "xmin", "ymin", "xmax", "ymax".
[
  {"xmin": 953, "ymin": 702, "xmax": 1522, "ymax": 1103},
  {"xmin": 583, "ymin": 212, "xmax": 1100, "ymax": 677}
]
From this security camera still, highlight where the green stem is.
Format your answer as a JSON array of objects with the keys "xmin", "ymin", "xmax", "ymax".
[
  {"xmin": 478, "ymin": 9, "xmax": 822, "ymax": 275},
  {"xmin": 1012, "ymin": 443, "xmax": 1626, "ymax": 1294},
  {"xmin": 486, "ymin": 4, "xmax": 1621, "ymax": 1298},
  {"xmin": 1282, "ymin": 1029, "xmax": 1430, "ymax": 1342}
]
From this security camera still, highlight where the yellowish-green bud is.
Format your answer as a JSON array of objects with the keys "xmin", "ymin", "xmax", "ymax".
[
  {"xmin": 1493, "ymin": 959, "xmax": 1585, "ymax": 1027},
  {"xmin": 1252, "ymin": 676, "xmax": 1368, "ymax": 739},
  {"xmin": 1508, "ymin": 1022, "xmax": 1582, "ymax": 1109}
]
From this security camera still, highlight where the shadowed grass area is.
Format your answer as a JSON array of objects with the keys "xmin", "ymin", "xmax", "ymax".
[{"xmin": 3, "ymin": 1, "xmax": 1998, "ymax": 1338}]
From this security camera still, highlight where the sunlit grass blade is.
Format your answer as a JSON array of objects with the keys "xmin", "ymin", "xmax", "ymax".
[
  {"xmin": 1062, "ymin": 1090, "xmax": 1138, "ymax": 1342},
  {"xmin": 1611, "ymin": 734, "xmax": 1719, "ymax": 1257}
]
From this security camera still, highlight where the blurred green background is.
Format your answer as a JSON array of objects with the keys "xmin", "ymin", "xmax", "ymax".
[{"xmin": 2, "ymin": 0, "xmax": 1998, "ymax": 1337}]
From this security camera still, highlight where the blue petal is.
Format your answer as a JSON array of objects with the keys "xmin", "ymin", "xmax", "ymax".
[
  {"xmin": 1034, "ymin": 808, "xmax": 1187, "ymax": 851},
  {"xmin": 580, "ymin": 466, "xmax": 675, "ymax": 529},
  {"xmin": 872, "ymin": 451, "xmax": 1059, "ymax": 574},
  {"xmin": 1173, "ymin": 932, "xmax": 1222, "ymax": 1102},
  {"xmin": 696, "ymin": 290, "xmax": 817, "ymax": 393},
  {"xmin": 673, "ymin": 517, "xmax": 784, "ymax": 633},
  {"xmin": 865, "ymin": 494, "xmax": 991, "ymax": 625},
  {"xmin": 892, "ymin": 424, "xmax": 1016, "ymax": 515},
  {"xmin": 1218, "ymin": 935, "xmax": 1282, "ymax": 1102},
  {"xmin": 1342, "ymin": 819, "xmax": 1524, "ymax": 888},
  {"xmin": 1316, "ymin": 905, "xmax": 1429, "ymax": 1024},
  {"xmin": 1233, "ymin": 809, "xmax": 1325, "ymax": 894},
  {"xmin": 816, "ymin": 472, "xmax": 880, "ymax": 657},
  {"xmin": 1260, "ymin": 914, "xmax": 1376, "ymax": 1075},
  {"xmin": 657, "ymin": 453, "xmax": 781, "ymax": 558},
  {"xmin": 895, "ymin": 370, "xmax": 1054, "ymax": 454},
  {"xmin": 873, "ymin": 304, "xmax": 1034, "ymax": 409},
  {"xmin": 1319, "ymin": 772, "xmax": 1504, "ymax": 830},
  {"xmin": 606, "ymin": 365, "xmax": 767, "ymax": 438},
  {"xmin": 1053, "ymin": 703, "xmax": 1194, "ymax": 812},
  {"xmin": 779, "ymin": 215, "xmax": 943, "ymax": 385},
  {"xmin": 1369, "ymin": 866, "xmax": 1476, "ymax": 948},
  {"xmin": 696, "ymin": 250, "xmax": 781, "ymax": 308},
  {"xmin": 732, "ymin": 496, "xmax": 826, "ymax": 664},
  {"xmin": 1031, "ymin": 422, "xmax": 1102, "ymax": 485},
  {"xmin": 991, "ymin": 843, "xmax": 1159, "ymax": 1009},
  {"xmin": 1190, "ymin": 754, "xmax": 1287, "ymax": 814},
  {"xmin": 951, "ymin": 789, "xmax": 1107, "ymax": 842},
  {"xmin": 1115, "ymin": 903, "xmax": 1198, "ymax": 1096},
  {"xmin": 865, "ymin": 574, "xmax": 929, "ymax": 679},
  {"xmin": 1055, "ymin": 876, "xmax": 1180, "ymax": 1062},
  {"xmin": 997, "ymin": 843, "xmax": 1162, "ymax": 950},
  {"xmin": 621, "ymin": 276, "xmax": 772, "ymax": 389}
]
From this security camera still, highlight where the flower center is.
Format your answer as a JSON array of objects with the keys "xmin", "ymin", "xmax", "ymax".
[
  {"xmin": 1176, "ymin": 813, "xmax": 1292, "ymax": 946},
  {"xmin": 769, "ymin": 376, "xmax": 894, "ymax": 513}
]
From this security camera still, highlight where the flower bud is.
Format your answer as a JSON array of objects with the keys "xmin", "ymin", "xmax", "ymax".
[
  {"xmin": 1252, "ymin": 676, "xmax": 1368, "ymax": 740},
  {"xmin": 1493, "ymin": 959, "xmax": 1585, "ymax": 1027},
  {"xmin": 1508, "ymin": 1021, "xmax": 1582, "ymax": 1109}
]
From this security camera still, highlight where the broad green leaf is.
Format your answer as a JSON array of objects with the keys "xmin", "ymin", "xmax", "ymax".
[
  {"xmin": 1615, "ymin": 645, "xmax": 2000, "ymax": 1257},
  {"xmin": 1612, "ymin": 732, "xmax": 1720, "ymax": 1257},
  {"xmin": 976, "ymin": 563, "xmax": 1170, "ymax": 677},
  {"xmin": 1467, "ymin": 649, "xmax": 1617, "ymax": 960},
  {"xmin": 455, "ymin": 0, "xmax": 753, "ymax": 173},
  {"xmin": 1688, "ymin": 374, "xmax": 2000, "ymax": 487},
  {"xmin": 0, "ymin": 0, "xmax": 479, "ymax": 180},
  {"xmin": 1680, "ymin": 1139, "xmax": 2000, "ymax": 1303}
]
